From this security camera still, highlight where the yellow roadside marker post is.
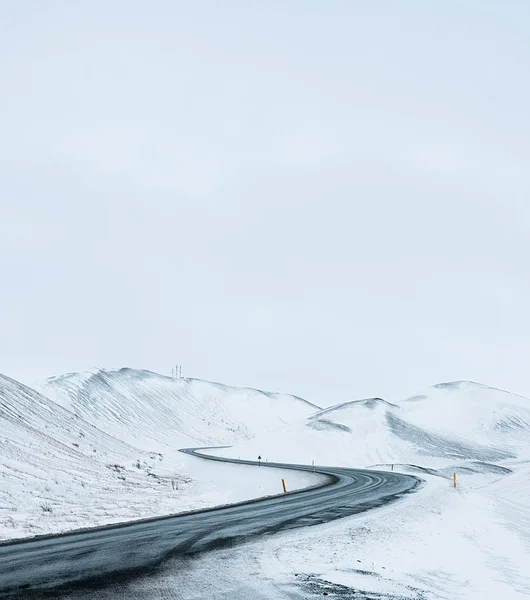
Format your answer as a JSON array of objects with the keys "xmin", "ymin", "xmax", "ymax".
[
  {"xmin": 453, "ymin": 473, "xmax": 457, "ymax": 488},
  {"xmin": 282, "ymin": 479, "xmax": 287, "ymax": 493}
]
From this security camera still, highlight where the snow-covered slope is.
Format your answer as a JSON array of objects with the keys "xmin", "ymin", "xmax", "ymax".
[
  {"xmin": 401, "ymin": 381, "xmax": 530, "ymax": 454},
  {"xmin": 0, "ymin": 372, "xmax": 153, "ymax": 475},
  {"xmin": 218, "ymin": 381, "xmax": 530, "ymax": 472},
  {"xmin": 0, "ymin": 371, "xmax": 323, "ymax": 541},
  {"xmin": 0, "ymin": 372, "xmax": 183, "ymax": 540},
  {"xmin": 40, "ymin": 368, "xmax": 320, "ymax": 452}
]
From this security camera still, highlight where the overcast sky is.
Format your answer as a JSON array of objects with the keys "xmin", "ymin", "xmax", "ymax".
[{"xmin": 1, "ymin": 1, "xmax": 530, "ymax": 406}]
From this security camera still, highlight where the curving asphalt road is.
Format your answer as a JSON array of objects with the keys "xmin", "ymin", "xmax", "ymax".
[{"xmin": 0, "ymin": 448, "xmax": 421, "ymax": 598}]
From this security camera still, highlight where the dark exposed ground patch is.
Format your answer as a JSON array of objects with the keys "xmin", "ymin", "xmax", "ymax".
[
  {"xmin": 438, "ymin": 461, "xmax": 513, "ymax": 478},
  {"xmin": 397, "ymin": 464, "xmax": 441, "ymax": 477},
  {"xmin": 371, "ymin": 461, "xmax": 512, "ymax": 480},
  {"xmin": 307, "ymin": 419, "xmax": 352, "ymax": 433},
  {"xmin": 432, "ymin": 382, "xmax": 463, "ymax": 391},
  {"xmin": 315, "ymin": 399, "xmax": 398, "ymax": 418},
  {"xmin": 403, "ymin": 395, "xmax": 428, "ymax": 403},
  {"xmin": 296, "ymin": 573, "xmax": 428, "ymax": 599},
  {"xmin": 357, "ymin": 398, "xmax": 398, "ymax": 410},
  {"xmin": 468, "ymin": 461, "xmax": 512, "ymax": 475},
  {"xmin": 494, "ymin": 415, "xmax": 530, "ymax": 432}
]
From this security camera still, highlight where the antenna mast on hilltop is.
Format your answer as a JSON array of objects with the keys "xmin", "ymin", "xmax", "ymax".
[{"xmin": 173, "ymin": 365, "xmax": 183, "ymax": 379}]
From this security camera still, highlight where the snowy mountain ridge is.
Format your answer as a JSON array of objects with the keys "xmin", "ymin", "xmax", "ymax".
[
  {"xmin": 218, "ymin": 379, "xmax": 530, "ymax": 470},
  {"xmin": 40, "ymin": 367, "xmax": 320, "ymax": 452}
]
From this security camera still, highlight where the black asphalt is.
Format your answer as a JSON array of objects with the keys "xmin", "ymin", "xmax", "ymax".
[{"xmin": 0, "ymin": 448, "xmax": 422, "ymax": 598}]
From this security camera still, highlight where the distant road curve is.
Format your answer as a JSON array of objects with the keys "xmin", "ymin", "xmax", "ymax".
[{"xmin": 0, "ymin": 448, "xmax": 421, "ymax": 598}]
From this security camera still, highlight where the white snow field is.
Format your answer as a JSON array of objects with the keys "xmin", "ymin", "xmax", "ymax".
[{"xmin": 0, "ymin": 370, "xmax": 323, "ymax": 541}]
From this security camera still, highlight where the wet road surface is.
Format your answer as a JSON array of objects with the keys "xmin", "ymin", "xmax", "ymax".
[{"xmin": 0, "ymin": 448, "xmax": 421, "ymax": 598}]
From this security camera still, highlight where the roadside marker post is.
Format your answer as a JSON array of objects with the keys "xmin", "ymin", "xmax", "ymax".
[
  {"xmin": 312, "ymin": 460, "xmax": 315, "ymax": 471},
  {"xmin": 282, "ymin": 479, "xmax": 287, "ymax": 493},
  {"xmin": 258, "ymin": 455, "xmax": 261, "ymax": 467},
  {"xmin": 391, "ymin": 464, "xmax": 394, "ymax": 471},
  {"xmin": 453, "ymin": 473, "xmax": 457, "ymax": 488}
]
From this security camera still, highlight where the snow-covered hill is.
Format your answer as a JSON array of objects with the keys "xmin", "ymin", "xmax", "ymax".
[
  {"xmin": 40, "ymin": 368, "xmax": 320, "ymax": 452},
  {"xmin": 401, "ymin": 381, "xmax": 530, "ymax": 454},
  {"xmin": 0, "ymin": 371, "xmax": 322, "ymax": 541},
  {"xmin": 0, "ymin": 372, "xmax": 183, "ymax": 540},
  {"xmin": 218, "ymin": 381, "xmax": 530, "ymax": 473}
]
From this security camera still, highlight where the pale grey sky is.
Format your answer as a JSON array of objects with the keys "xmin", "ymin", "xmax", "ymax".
[{"xmin": 1, "ymin": 1, "xmax": 530, "ymax": 406}]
